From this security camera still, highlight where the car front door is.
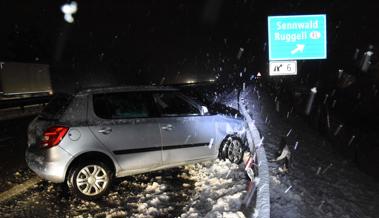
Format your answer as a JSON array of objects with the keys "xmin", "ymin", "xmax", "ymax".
[
  {"xmin": 153, "ymin": 92, "xmax": 216, "ymax": 165},
  {"xmin": 89, "ymin": 91, "xmax": 162, "ymax": 173}
]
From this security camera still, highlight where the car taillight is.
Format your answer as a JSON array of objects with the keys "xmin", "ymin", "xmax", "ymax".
[{"xmin": 41, "ymin": 126, "xmax": 69, "ymax": 149}]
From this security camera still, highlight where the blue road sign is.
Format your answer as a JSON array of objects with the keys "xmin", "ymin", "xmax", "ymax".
[{"xmin": 268, "ymin": 14, "xmax": 327, "ymax": 60}]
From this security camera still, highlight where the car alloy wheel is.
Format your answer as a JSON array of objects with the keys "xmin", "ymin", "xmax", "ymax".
[
  {"xmin": 76, "ymin": 165, "xmax": 109, "ymax": 196},
  {"xmin": 228, "ymin": 138, "xmax": 244, "ymax": 164},
  {"xmin": 69, "ymin": 161, "xmax": 112, "ymax": 200}
]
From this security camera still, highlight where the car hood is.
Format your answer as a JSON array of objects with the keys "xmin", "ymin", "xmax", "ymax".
[{"xmin": 207, "ymin": 102, "xmax": 244, "ymax": 119}]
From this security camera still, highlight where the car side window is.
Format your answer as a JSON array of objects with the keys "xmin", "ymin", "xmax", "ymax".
[
  {"xmin": 153, "ymin": 92, "xmax": 200, "ymax": 116},
  {"xmin": 93, "ymin": 92, "xmax": 156, "ymax": 119}
]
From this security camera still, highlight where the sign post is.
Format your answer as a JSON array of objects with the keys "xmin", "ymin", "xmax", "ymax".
[
  {"xmin": 269, "ymin": 60, "xmax": 297, "ymax": 76},
  {"xmin": 268, "ymin": 14, "xmax": 327, "ymax": 60}
]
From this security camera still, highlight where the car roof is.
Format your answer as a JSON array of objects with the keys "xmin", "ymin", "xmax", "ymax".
[{"xmin": 76, "ymin": 85, "xmax": 179, "ymax": 95}]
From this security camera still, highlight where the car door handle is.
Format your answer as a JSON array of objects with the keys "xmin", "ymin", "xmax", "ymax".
[
  {"xmin": 161, "ymin": 124, "xmax": 173, "ymax": 131},
  {"xmin": 98, "ymin": 127, "xmax": 112, "ymax": 134}
]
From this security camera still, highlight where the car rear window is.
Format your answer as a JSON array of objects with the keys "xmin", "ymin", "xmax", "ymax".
[
  {"xmin": 93, "ymin": 92, "xmax": 156, "ymax": 119},
  {"xmin": 40, "ymin": 93, "xmax": 73, "ymax": 120}
]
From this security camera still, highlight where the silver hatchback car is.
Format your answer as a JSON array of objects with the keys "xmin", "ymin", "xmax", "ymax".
[{"xmin": 26, "ymin": 86, "xmax": 247, "ymax": 200}]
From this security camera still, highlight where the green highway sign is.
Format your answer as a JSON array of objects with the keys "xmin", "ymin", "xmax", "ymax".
[{"xmin": 268, "ymin": 14, "xmax": 327, "ymax": 60}]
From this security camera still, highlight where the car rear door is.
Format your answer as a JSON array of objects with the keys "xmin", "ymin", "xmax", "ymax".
[
  {"xmin": 89, "ymin": 91, "xmax": 162, "ymax": 172},
  {"xmin": 153, "ymin": 92, "xmax": 216, "ymax": 165}
]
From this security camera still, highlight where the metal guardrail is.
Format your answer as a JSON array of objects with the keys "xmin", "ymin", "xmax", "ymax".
[
  {"xmin": 0, "ymin": 96, "xmax": 51, "ymax": 110},
  {"xmin": 239, "ymin": 88, "xmax": 270, "ymax": 218}
]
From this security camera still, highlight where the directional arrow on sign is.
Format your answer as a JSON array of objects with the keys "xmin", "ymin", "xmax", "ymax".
[{"xmin": 291, "ymin": 44, "xmax": 305, "ymax": 55}]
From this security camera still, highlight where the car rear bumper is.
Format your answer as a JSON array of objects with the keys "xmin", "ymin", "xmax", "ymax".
[{"xmin": 25, "ymin": 146, "xmax": 73, "ymax": 183}]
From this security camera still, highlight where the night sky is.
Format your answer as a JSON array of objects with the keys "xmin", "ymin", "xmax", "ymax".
[{"xmin": 0, "ymin": 0, "xmax": 378, "ymax": 92}]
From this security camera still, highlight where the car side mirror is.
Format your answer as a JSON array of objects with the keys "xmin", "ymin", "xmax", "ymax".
[{"xmin": 200, "ymin": 106, "xmax": 209, "ymax": 115}]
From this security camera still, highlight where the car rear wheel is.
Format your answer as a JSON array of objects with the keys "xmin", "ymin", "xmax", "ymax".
[{"xmin": 68, "ymin": 161, "xmax": 112, "ymax": 200}]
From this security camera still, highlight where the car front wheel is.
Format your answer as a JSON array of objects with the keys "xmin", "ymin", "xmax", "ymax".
[
  {"xmin": 227, "ymin": 138, "xmax": 245, "ymax": 164},
  {"xmin": 68, "ymin": 161, "xmax": 112, "ymax": 200}
]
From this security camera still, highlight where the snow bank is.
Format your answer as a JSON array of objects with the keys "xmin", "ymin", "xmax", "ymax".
[{"xmin": 180, "ymin": 160, "xmax": 248, "ymax": 218}]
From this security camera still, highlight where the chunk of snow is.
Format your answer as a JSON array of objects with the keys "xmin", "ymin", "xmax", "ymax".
[
  {"xmin": 145, "ymin": 182, "xmax": 160, "ymax": 193},
  {"xmin": 284, "ymin": 185, "xmax": 293, "ymax": 193}
]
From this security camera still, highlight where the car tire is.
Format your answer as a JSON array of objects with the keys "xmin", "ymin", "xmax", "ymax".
[
  {"xmin": 219, "ymin": 137, "xmax": 232, "ymax": 160},
  {"xmin": 227, "ymin": 137, "xmax": 245, "ymax": 164},
  {"xmin": 68, "ymin": 161, "xmax": 113, "ymax": 200}
]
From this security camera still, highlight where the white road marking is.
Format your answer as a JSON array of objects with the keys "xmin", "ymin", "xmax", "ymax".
[{"xmin": 0, "ymin": 176, "xmax": 42, "ymax": 203}]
